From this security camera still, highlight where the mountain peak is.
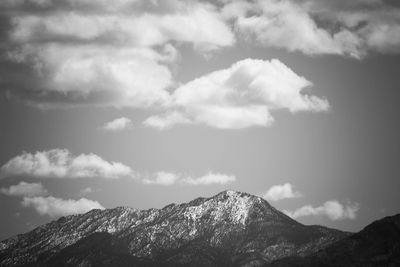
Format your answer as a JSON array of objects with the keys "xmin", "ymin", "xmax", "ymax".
[
  {"xmin": 218, "ymin": 189, "xmax": 244, "ymax": 196},
  {"xmin": 182, "ymin": 190, "xmax": 257, "ymax": 226},
  {"xmin": 211, "ymin": 189, "xmax": 268, "ymax": 206},
  {"xmin": 214, "ymin": 189, "xmax": 253, "ymax": 200}
]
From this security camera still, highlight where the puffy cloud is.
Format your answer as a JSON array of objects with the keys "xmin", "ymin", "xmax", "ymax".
[
  {"xmin": 263, "ymin": 183, "xmax": 302, "ymax": 202},
  {"xmin": 223, "ymin": 0, "xmax": 400, "ymax": 58},
  {"xmin": 0, "ymin": 149, "xmax": 134, "ymax": 179},
  {"xmin": 21, "ymin": 196, "xmax": 104, "ymax": 218},
  {"xmin": 0, "ymin": 0, "xmax": 337, "ymax": 130},
  {"xmin": 3, "ymin": 43, "xmax": 173, "ymax": 109},
  {"xmin": 0, "ymin": 0, "xmax": 234, "ymax": 108},
  {"xmin": 229, "ymin": 0, "xmax": 360, "ymax": 57},
  {"xmin": 306, "ymin": 0, "xmax": 400, "ymax": 55},
  {"xmin": 141, "ymin": 171, "xmax": 236, "ymax": 186},
  {"xmin": 102, "ymin": 117, "xmax": 133, "ymax": 131},
  {"xmin": 0, "ymin": 182, "xmax": 48, "ymax": 197},
  {"xmin": 145, "ymin": 58, "xmax": 329, "ymax": 129},
  {"xmin": 284, "ymin": 200, "xmax": 360, "ymax": 220}
]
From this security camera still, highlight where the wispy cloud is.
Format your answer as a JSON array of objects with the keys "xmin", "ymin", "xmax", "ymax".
[
  {"xmin": 142, "ymin": 172, "xmax": 180, "ymax": 186},
  {"xmin": 263, "ymin": 183, "xmax": 302, "ymax": 202},
  {"xmin": 102, "ymin": 117, "xmax": 133, "ymax": 131},
  {"xmin": 0, "ymin": 182, "xmax": 48, "ymax": 197},
  {"xmin": 284, "ymin": 200, "xmax": 360, "ymax": 221},
  {"xmin": 182, "ymin": 172, "xmax": 236, "ymax": 185},
  {"xmin": 0, "ymin": 149, "xmax": 134, "ymax": 179},
  {"xmin": 144, "ymin": 111, "xmax": 192, "ymax": 130},
  {"xmin": 80, "ymin": 187, "xmax": 94, "ymax": 196},
  {"xmin": 142, "ymin": 171, "xmax": 236, "ymax": 186},
  {"xmin": 21, "ymin": 196, "xmax": 104, "ymax": 218}
]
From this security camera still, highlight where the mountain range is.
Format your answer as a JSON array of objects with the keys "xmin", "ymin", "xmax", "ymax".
[{"xmin": 0, "ymin": 190, "xmax": 398, "ymax": 267}]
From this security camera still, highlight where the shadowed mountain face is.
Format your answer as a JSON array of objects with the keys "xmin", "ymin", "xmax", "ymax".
[
  {"xmin": 266, "ymin": 214, "xmax": 400, "ymax": 267},
  {"xmin": 0, "ymin": 190, "xmax": 348, "ymax": 266}
]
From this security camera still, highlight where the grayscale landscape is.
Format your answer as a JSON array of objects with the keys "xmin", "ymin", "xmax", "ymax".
[{"xmin": 0, "ymin": 0, "xmax": 400, "ymax": 266}]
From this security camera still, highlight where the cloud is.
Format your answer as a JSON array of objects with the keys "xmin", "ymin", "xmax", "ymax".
[
  {"xmin": 143, "ymin": 111, "xmax": 192, "ymax": 130},
  {"xmin": 182, "ymin": 172, "xmax": 236, "ymax": 185},
  {"xmin": 0, "ymin": 0, "xmax": 399, "ymax": 112},
  {"xmin": 102, "ymin": 117, "xmax": 133, "ymax": 131},
  {"xmin": 284, "ymin": 200, "xmax": 360, "ymax": 220},
  {"xmin": 142, "ymin": 171, "xmax": 180, "ymax": 186},
  {"xmin": 141, "ymin": 171, "xmax": 236, "ymax": 186},
  {"xmin": 0, "ymin": 182, "xmax": 48, "ymax": 197},
  {"xmin": 145, "ymin": 58, "xmax": 329, "ymax": 129},
  {"xmin": 223, "ymin": 0, "xmax": 400, "ymax": 58},
  {"xmin": 0, "ymin": 0, "xmax": 336, "ymax": 130},
  {"xmin": 263, "ymin": 183, "xmax": 302, "ymax": 202},
  {"xmin": 0, "ymin": 179, "xmax": 104, "ymax": 218},
  {"xmin": 0, "ymin": 0, "xmax": 234, "ymax": 108},
  {"xmin": 0, "ymin": 149, "xmax": 235, "ymax": 186},
  {"xmin": 80, "ymin": 187, "xmax": 94, "ymax": 196},
  {"xmin": 0, "ymin": 149, "xmax": 134, "ymax": 179},
  {"xmin": 226, "ymin": 0, "xmax": 362, "ymax": 58},
  {"xmin": 21, "ymin": 196, "xmax": 104, "ymax": 218}
]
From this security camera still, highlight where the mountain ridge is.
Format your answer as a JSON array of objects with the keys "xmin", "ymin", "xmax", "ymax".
[
  {"xmin": 0, "ymin": 190, "xmax": 350, "ymax": 266},
  {"xmin": 266, "ymin": 213, "xmax": 400, "ymax": 267}
]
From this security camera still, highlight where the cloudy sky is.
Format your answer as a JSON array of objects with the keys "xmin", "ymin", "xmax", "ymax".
[{"xmin": 1, "ymin": 0, "xmax": 400, "ymax": 240}]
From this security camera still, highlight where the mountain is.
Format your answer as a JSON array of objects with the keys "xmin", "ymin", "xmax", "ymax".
[
  {"xmin": 266, "ymin": 214, "xmax": 400, "ymax": 267},
  {"xmin": 0, "ymin": 190, "xmax": 347, "ymax": 266}
]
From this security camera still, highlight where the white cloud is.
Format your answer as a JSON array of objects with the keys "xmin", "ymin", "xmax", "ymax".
[
  {"xmin": 0, "ymin": 0, "xmax": 338, "ymax": 130},
  {"xmin": 284, "ymin": 200, "xmax": 360, "ymax": 221},
  {"xmin": 0, "ymin": 149, "xmax": 134, "ymax": 179},
  {"xmin": 21, "ymin": 196, "xmax": 104, "ymax": 218},
  {"xmin": 223, "ymin": 0, "xmax": 400, "ymax": 58},
  {"xmin": 0, "ymin": 149, "xmax": 236, "ymax": 186},
  {"xmin": 103, "ymin": 117, "xmax": 133, "ymax": 131},
  {"xmin": 142, "ymin": 171, "xmax": 180, "ymax": 186},
  {"xmin": 183, "ymin": 172, "xmax": 236, "ymax": 185},
  {"xmin": 228, "ymin": 0, "xmax": 362, "ymax": 58},
  {"xmin": 145, "ymin": 58, "xmax": 329, "ymax": 129},
  {"xmin": 0, "ymin": 182, "xmax": 48, "ymax": 197},
  {"xmin": 7, "ymin": 45, "xmax": 174, "ymax": 109},
  {"xmin": 263, "ymin": 183, "xmax": 302, "ymax": 202},
  {"xmin": 0, "ymin": 0, "xmax": 234, "ymax": 108},
  {"xmin": 0, "ymin": 0, "xmax": 400, "ymax": 112},
  {"xmin": 143, "ymin": 111, "xmax": 192, "ymax": 130},
  {"xmin": 141, "ymin": 171, "xmax": 236, "ymax": 186}
]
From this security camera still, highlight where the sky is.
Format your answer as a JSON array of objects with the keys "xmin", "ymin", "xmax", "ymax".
[{"xmin": 1, "ymin": 0, "xmax": 400, "ymax": 240}]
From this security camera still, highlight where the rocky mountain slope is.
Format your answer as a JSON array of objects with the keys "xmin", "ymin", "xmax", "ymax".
[
  {"xmin": 266, "ymin": 213, "xmax": 400, "ymax": 267},
  {"xmin": 0, "ymin": 190, "xmax": 347, "ymax": 266}
]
